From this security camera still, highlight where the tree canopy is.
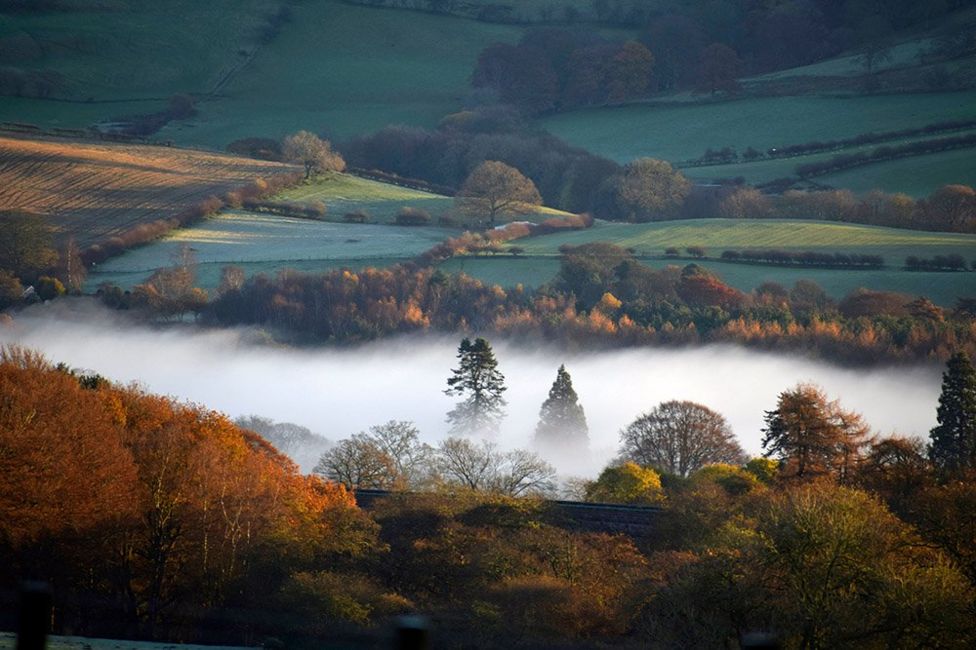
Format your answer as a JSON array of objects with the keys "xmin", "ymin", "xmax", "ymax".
[
  {"xmin": 455, "ymin": 160, "xmax": 542, "ymax": 226},
  {"xmin": 282, "ymin": 130, "xmax": 346, "ymax": 179},
  {"xmin": 762, "ymin": 384, "xmax": 872, "ymax": 481},
  {"xmin": 619, "ymin": 400, "xmax": 745, "ymax": 477}
]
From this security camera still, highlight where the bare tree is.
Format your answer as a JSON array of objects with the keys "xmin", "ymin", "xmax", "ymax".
[
  {"xmin": 282, "ymin": 130, "xmax": 345, "ymax": 179},
  {"xmin": 619, "ymin": 400, "xmax": 745, "ymax": 477},
  {"xmin": 314, "ymin": 434, "xmax": 396, "ymax": 489},
  {"xmin": 313, "ymin": 421, "xmax": 431, "ymax": 489},
  {"xmin": 435, "ymin": 437, "xmax": 555, "ymax": 497}
]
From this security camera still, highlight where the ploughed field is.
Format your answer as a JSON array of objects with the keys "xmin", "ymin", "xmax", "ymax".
[
  {"xmin": 0, "ymin": 135, "xmax": 292, "ymax": 246},
  {"xmin": 438, "ymin": 219, "xmax": 976, "ymax": 305}
]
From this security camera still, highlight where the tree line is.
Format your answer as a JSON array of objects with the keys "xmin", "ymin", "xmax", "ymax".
[
  {"xmin": 87, "ymin": 239, "xmax": 976, "ymax": 365},
  {"xmin": 3, "ymin": 345, "xmax": 976, "ymax": 647}
]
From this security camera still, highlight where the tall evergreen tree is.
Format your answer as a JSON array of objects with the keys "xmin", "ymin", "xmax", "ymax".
[
  {"xmin": 534, "ymin": 365, "xmax": 588, "ymax": 451},
  {"xmin": 445, "ymin": 337, "xmax": 507, "ymax": 436},
  {"xmin": 929, "ymin": 352, "xmax": 976, "ymax": 474}
]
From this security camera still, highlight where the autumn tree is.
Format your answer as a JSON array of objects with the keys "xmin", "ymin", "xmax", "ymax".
[
  {"xmin": 595, "ymin": 158, "xmax": 691, "ymax": 221},
  {"xmin": 131, "ymin": 244, "xmax": 207, "ymax": 319},
  {"xmin": 618, "ymin": 401, "xmax": 744, "ymax": 478},
  {"xmin": 534, "ymin": 365, "xmax": 588, "ymax": 452},
  {"xmin": 584, "ymin": 461, "xmax": 664, "ymax": 504},
  {"xmin": 762, "ymin": 384, "xmax": 872, "ymax": 481},
  {"xmin": 283, "ymin": 130, "xmax": 346, "ymax": 179},
  {"xmin": 928, "ymin": 351, "xmax": 976, "ymax": 474},
  {"xmin": 445, "ymin": 337, "xmax": 507, "ymax": 436},
  {"xmin": 695, "ymin": 43, "xmax": 741, "ymax": 95},
  {"xmin": 455, "ymin": 161, "xmax": 542, "ymax": 227},
  {"xmin": 606, "ymin": 41, "xmax": 654, "ymax": 102}
]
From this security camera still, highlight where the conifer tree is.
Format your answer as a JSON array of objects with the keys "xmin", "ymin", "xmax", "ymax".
[
  {"xmin": 534, "ymin": 365, "xmax": 588, "ymax": 451},
  {"xmin": 929, "ymin": 352, "xmax": 976, "ymax": 474},
  {"xmin": 445, "ymin": 337, "xmax": 507, "ymax": 436}
]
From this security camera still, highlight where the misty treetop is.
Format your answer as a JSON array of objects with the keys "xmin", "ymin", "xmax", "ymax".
[
  {"xmin": 445, "ymin": 337, "xmax": 507, "ymax": 436},
  {"xmin": 929, "ymin": 351, "xmax": 976, "ymax": 474},
  {"xmin": 534, "ymin": 364, "xmax": 589, "ymax": 452}
]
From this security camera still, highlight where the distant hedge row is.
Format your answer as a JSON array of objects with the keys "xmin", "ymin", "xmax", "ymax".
[
  {"xmin": 796, "ymin": 133, "xmax": 976, "ymax": 178},
  {"xmin": 721, "ymin": 249, "xmax": 885, "ymax": 269},
  {"xmin": 905, "ymin": 255, "xmax": 971, "ymax": 271}
]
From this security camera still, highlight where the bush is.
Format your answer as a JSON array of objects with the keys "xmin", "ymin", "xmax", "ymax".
[
  {"xmin": 395, "ymin": 207, "xmax": 431, "ymax": 226},
  {"xmin": 343, "ymin": 210, "xmax": 369, "ymax": 224},
  {"xmin": 35, "ymin": 275, "xmax": 65, "ymax": 301},
  {"xmin": 686, "ymin": 246, "xmax": 706, "ymax": 258}
]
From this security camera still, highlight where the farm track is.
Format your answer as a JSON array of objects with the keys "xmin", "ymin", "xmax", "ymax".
[{"xmin": 0, "ymin": 135, "xmax": 296, "ymax": 247}]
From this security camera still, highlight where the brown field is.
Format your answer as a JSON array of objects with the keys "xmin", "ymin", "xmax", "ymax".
[{"xmin": 0, "ymin": 134, "xmax": 298, "ymax": 252}]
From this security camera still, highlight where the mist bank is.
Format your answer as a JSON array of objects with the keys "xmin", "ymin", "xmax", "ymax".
[{"xmin": 1, "ymin": 301, "xmax": 942, "ymax": 477}]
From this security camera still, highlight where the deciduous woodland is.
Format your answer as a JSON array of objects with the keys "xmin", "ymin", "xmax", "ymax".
[{"xmin": 2, "ymin": 348, "xmax": 976, "ymax": 648}]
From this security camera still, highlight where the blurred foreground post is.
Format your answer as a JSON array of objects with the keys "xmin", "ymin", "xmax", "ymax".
[
  {"xmin": 16, "ymin": 581, "xmax": 52, "ymax": 650},
  {"xmin": 394, "ymin": 615, "xmax": 429, "ymax": 650}
]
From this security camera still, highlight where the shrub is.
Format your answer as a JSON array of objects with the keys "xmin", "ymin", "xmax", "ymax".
[
  {"xmin": 35, "ymin": 276, "xmax": 65, "ymax": 301},
  {"xmin": 395, "ymin": 207, "xmax": 431, "ymax": 226},
  {"xmin": 343, "ymin": 210, "xmax": 369, "ymax": 224}
]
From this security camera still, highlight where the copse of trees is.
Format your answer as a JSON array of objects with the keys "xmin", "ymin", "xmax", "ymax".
[
  {"xmin": 472, "ymin": 31, "xmax": 655, "ymax": 113},
  {"xmin": 341, "ymin": 120, "xmax": 621, "ymax": 214}
]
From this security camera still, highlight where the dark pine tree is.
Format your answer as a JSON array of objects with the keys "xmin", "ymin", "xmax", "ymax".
[
  {"xmin": 445, "ymin": 337, "xmax": 507, "ymax": 436},
  {"xmin": 534, "ymin": 365, "xmax": 589, "ymax": 452},
  {"xmin": 929, "ymin": 352, "xmax": 976, "ymax": 474}
]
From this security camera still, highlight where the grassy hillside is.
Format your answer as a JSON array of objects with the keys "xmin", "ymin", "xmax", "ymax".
[
  {"xmin": 540, "ymin": 92, "xmax": 976, "ymax": 165},
  {"xmin": 0, "ymin": 1, "xmax": 525, "ymax": 146},
  {"xmin": 814, "ymin": 148, "xmax": 976, "ymax": 195},
  {"xmin": 0, "ymin": 0, "xmax": 276, "ymax": 99},
  {"xmin": 153, "ymin": 2, "xmax": 526, "ymax": 147},
  {"xmin": 272, "ymin": 173, "xmax": 572, "ymax": 224},
  {"xmin": 437, "ymin": 218, "xmax": 976, "ymax": 305},
  {"xmin": 0, "ymin": 134, "xmax": 292, "ymax": 246}
]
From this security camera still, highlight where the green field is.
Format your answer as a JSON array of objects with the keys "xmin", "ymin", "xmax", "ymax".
[
  {"xmin": 1, "ymin": 0, "xmax": 524, "ymax": 146},
  {"xmin": 815, "ymin": 148, "xmax": 976, "ymax": 195},
  {"xmin": 279, "ymin": 174, "xmax": 455, "ymax": 223},
  {"xmin": 680, "ymin": 129, "xmax": 976, "ymax": 195},
  {"xmin": 85, "ymin": 211, "xmax": 448, "ymax": 290},
  {"xmin": 436, "ymin": 219, "xmax": 976, "ymax": 305},
  {"xmin": 271, "ymin": 173, "xmax": 570, "ymax": 224},
  {"xmin": 540, "ymin": 92, "xmax": 976, "ymax": 165},
  {"xmin": 162, "ymin": 2, "xmax": 524, "ymax": 147}
]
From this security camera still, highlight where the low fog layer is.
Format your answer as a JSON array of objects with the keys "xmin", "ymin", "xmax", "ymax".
[{"xmin": 2, "ymin": 301, "xmax": 942, "ymax": 477}]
